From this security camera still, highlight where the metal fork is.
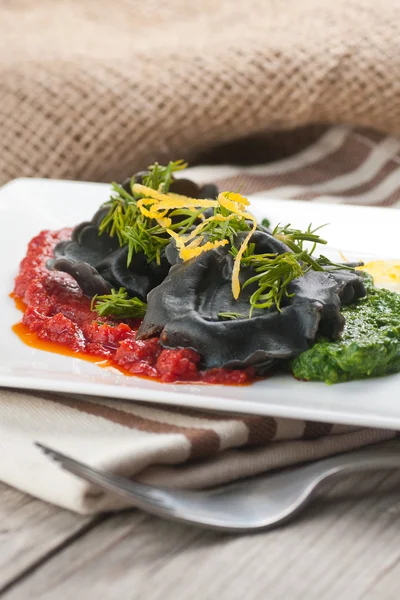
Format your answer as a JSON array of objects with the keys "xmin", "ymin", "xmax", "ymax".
[{"xmin": 36, "ymin": 442, "xmax": 400, "ymax": 533}]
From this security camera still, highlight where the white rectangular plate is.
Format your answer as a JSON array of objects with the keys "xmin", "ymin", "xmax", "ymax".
[{"xmin": 2, "ymin": 178, "xmax": 400, "ymax": 430}]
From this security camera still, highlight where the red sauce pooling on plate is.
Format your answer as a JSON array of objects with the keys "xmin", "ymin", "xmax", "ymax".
[{"xmin": 12, "ymin": 229, "xmax": 254, "ymax": 385}]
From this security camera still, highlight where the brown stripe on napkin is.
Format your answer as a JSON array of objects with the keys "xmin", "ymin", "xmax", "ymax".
[
  {"xmin": 103, "ymin": 398, "xmax": 279, "ymax": 446},
  {"xmin": 131, "ymin": 402, "xmax": 353, "ymax": 444},
  {"xmin": 142, "ymin": 401, "xmax": 252, "ymax": 420},
  {"xmin": 216, "ymin": 135, "xmax": 369, "ymax": 195},
  {"xmin": 42, "ymin": 395, "xmax": 221, "ymax": 459},
  {"xmin": 141, "ymin": 401, "xmax": 278, "ymax": 444},
  {"xmin": 303, "ymin": 421, "xmax": 334, "ymax": 439},
  {"xmin": 292, "ymin": 161, "xmax": 400, "ymax": 204},
  {"xmin": 213, "ymin": 130, "xmax": 400, "ymax": 207},
  {"xmin": 245, "ymin": 416, "xmax": 278, "ymax": 445},
  {"xmin": 32, "ymin": 391, "xmax": 360, "ymax": 455},
  {"xmin": 33, "ymin": 392, "xmax": 324, "ymax": 459},
  {"xmin": 60, "ymin": 397, "xmax": 279, "ymax": 451}
]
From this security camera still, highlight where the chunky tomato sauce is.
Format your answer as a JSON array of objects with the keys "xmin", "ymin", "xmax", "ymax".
[{"xmin": 13, "ymin": 230, "xmax": 254, "ymax": 385}]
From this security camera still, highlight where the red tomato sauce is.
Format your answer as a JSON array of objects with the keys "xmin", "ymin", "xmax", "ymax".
[{"xmin": 12, "ymin": 230, "xmax": 254, "ymax": 385}]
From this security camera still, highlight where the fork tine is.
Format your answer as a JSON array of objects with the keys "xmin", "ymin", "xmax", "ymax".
[{"xmin": 35, "ymin": 442, "xmax": 171, "ymax": 511}]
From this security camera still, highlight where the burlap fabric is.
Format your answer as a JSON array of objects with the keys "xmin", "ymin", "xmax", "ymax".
[{"xmin": 1, "ymin": 0, "xmax": 400, "ymax": 186}]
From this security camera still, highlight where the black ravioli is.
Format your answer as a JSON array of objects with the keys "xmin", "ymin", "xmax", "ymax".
[
  {"xmin": 49, "ymin": 259, "xmax": 112, "ymax": 297},
  {"xmin": 47, "ymin": 178, "xmax": 220, "ymax": 300},
  {"xmin": 48, "ymin": 208, "xmax": 119, "ymax": 267},
  {"xmin": 95, "ymin": 247, "xmax": 170, "ymax": 301},
  {"xmin": 137, "ymin": 231, "xmax": 366, "ymax": 371},
  {"xmin": 170, "ymin": 179, "xmax": 219, "ymax": 200},
  {"xmin": 47, "ymin": 208, "xmax": 170, "ymax": 301}
]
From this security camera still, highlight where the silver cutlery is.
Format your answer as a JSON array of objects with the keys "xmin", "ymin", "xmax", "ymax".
[{"xmin": 36, "ymin": 442, "xmax": 400, "ymax": 533}]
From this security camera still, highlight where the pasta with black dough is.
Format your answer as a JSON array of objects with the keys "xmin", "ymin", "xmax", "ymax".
[
  {"xmin": 138, "ymin": 230, "xmax": 366, "ymax": 372},
  {"xmin": 46, "ymin": 178, "xmax": 219, "ymax": 300}
]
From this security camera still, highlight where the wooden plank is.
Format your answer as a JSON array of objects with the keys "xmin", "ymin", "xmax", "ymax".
[
  {"xmin": 3, "ymin": 470, "xmax": 400, "ymax": 600},
  {"xmin": 0, "ymin": 482, "xmax": 98, "ymax": 594},
  {"xmin": 359, "ymin": 551, "xmax": 400, "ymax": 599}
]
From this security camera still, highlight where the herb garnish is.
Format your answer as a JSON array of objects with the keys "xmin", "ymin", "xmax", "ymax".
[
  {"xmin": 91, "ymin": 288, "xmax": 147, "ymax": 319},
  {"xmin": 98, "ymin": 160, "xmax": 189, "ymax": 263},
  {"xmin": 142, "ymin": 160, "xmax": 187, "ymax": 192},
  {"xmin": 272, "ymin": 223, "xmax": 356, "ymax": 272},
  {"xmin": 272, "ymin": 223, "xmax": 328, "ymax": 270},
  {"xmin": 98, "ymin": 161, "xmax": 355, "ymax": 318},
  {"xmin": 203, "ymin": 203, "xmax": 251, "ymax": 247},
  {"xmin": 122, "ymin": 207, "xmax": 205, "ymax": 266},
  {"xmin": 241, "ymin": 251, "xmax": 306, "ymax": 315},
  {"xmin": 98, "ymin": 182, "xmax": 139, "ymax": 246},
  {"xmin": 233, "ymin": 224, "xmax": 355, "ymax": 316},
  {"xmin": 217, "ymin": 312, "xmax": 248, "ymax": 320},
  {"xmin": 98, "ymin": 164, "xmax": 257, "ymax": 296}
]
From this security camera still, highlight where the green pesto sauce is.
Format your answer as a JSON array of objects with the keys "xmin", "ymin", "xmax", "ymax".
[{"xmin": 291, "ymin": 277, "xmax": 400, "ymax": 384}]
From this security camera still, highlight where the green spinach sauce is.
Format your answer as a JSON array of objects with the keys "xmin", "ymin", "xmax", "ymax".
[{"xmin": 291, "ymin": 276, "xmax": 400, "ymax": 384}]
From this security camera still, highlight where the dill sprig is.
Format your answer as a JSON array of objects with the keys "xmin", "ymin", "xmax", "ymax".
[
  {"xmin": 217, "ymin": 312, "xmax": 248, "ymax": 320},
  {"xmin": 122, "ymin": 217, "xmax": 170, "ymax": 266},
  {"xmin": 204, "ymin": 204, "xmax": 251, "ymax": 246},
  {"xmin": 316, "ymin": 254, "xmax": 357, "ymax": 271},
  {"xmin": 91, "ymin": 288, "xmax": 147, "ymax": 319},
  {"xmin": 227, "ymin": 223, "xmax": 355, "ymax": 317},
  {"xmin": 99, "ymin": 168, "xmax": 351, "ymax": 319},
  {"xmin": 237, "ymin": 223, "xmax": 328, "ymax": 315},
  {"xmin": 241, "ymin": 251, "xmax": 308, "ymax": 315},
  {"xmin": 142, "ymin": 160, "xmax": 187, "ymax": 193},
  {"xmin": 98, "ymin": 160, "xmax": 189, "ymax": 262},
  {"xmin": 98, "ymin": 182, "xmax": 139, "ymax": 246},
  {"xmin": 273, "ymin": 224, "xmax": 356, "ymax": 272},
  {"xmin": 272, "ymin": 223, "xmax": 328, "ymax": 271},
  {"xmin": 122, "ymin": 207, "xmax": 205, "ymax": 265},
  {"xmin": 99, "ymin": 163, "xmax": 256, "ymax": 271}
]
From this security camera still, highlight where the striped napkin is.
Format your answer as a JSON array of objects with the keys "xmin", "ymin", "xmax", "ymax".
[{"xmin": 2, "ymin": 125, "xmax": 399, "ymax": 514}]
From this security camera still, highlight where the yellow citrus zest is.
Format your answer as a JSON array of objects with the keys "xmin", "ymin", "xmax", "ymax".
[{"xmin": 133, "ymin": 184, "xmax": 257, "ymax": 300}]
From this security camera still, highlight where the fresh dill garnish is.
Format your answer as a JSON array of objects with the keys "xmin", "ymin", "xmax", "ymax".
[
  {"xmin": 142, "ymin": 160, "xmax": 187, "ymax": 193},
  {"xmin": 99, "ymin": 168, "xmax": 255, "ymax": 275},
  {"xmin": 122, "ymin": 207, "xmax": 205, "ymax": 265},
  {"xmin": 98, "ymin": 160, "xmax": 189, "ymax": 263},
  {"xmin": 241, "ymin": 251, "xmax": 307, "ymax": 315},
  {"xmin": 316, "ymin": 254, "xmax": 356, "ymax": 271},
  {"xmin": 232, "ymin": 223, "xmax": 355, "ymax": 315},
  {"xmin": 198, "ymin": 204, "xmax": 251, "ymax": 247},
  {"xmin": 272, "ymin": 223, "xmax": 328, "ymax": 271},
  {"xmin": 122, "ymin": 218, "xmax": 171, "ymax": 266},
  {"xmin": 91, "ymin": 288, "xmax": 147, "ymax": 319},
  {"xmin": 273, "ymin": 224, "xmax": 356, "ymax": 272},
  {"xmin": 98, "ymin": 182, "xmax": 139, "ymax": 246},
  {"xmin": 217, "ymin": 312, "xmax": 247, "ymax": 320}
]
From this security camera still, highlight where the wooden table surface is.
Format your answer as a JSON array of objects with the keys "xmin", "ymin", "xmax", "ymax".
[{"xmin": 1, "ymin": 472, "xmax": 400, "ymax": 600}]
